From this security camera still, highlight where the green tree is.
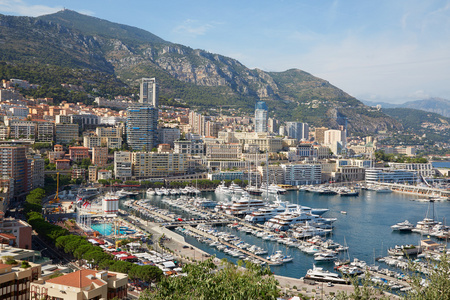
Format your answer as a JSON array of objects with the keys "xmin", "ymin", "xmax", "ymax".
[{"xmin": 140, "ymin": 259, "xmax": 279, "ymax": 300}]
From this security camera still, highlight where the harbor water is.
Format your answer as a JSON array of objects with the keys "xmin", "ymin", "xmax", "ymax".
[{"xmin": 123, "ymin": 189, "xmax": 450, "ymax": 279}]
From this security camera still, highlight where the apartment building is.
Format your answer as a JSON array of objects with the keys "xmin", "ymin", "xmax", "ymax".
[
  {"xmin": 0, "ymin": 146, "xmax": 29, "ymax": 200},
  {"xmin": 132, "ymin": 152, "xmax": 187, "ymax": 179},
  {"xmin": 30, "ymin": 269, "xmax": 128, "ymax": 300},
  {"xmin": 114, "ymin": 151, "xmax": 132, "ymax": 181},
  {"xmin": 92, "ymin": 147, "xmax": 108, "ymax": 167},
  {"xmin": 34, "ymin": 120, "xmax": 54, "ymax": 142},
  {"xmin": 0, "ymin": 212, "xmax": 32, "ymax": 249},
  {"xmin": 55, "ymin": 123, "xmax": 79, "ymax": 144},
  {"xmin": 282, "ymin": 164, "xmax": 322, "ymax": 185},
  {"xmin": 69, "ymin": 147, "xmax": 90, "ymax": 163},
  {"xmin": 0, "ymin": 261, "xmax": 41, "ymax": 300}
]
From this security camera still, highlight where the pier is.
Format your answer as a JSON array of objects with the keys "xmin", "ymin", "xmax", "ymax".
[
  {"xmin": 372, "ymin": 182, "xmax": 450, "ymax": 198},
  {"xmin": 183, "ymin": 225, "xmax": 276, "ymax": 265}
]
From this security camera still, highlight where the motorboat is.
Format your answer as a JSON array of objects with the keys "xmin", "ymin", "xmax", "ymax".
[
  {"xmin": 304, "ymin": 265, "xmax": 349, "ymax": 284},
  {"xmin": 146, "ymin": 188, "xmax": 156, "ymax": 196},
  {"xmin": 391, "ymin": 220, "xmax": 414, "ymax": 232},
  {"xmin": 264, "ymin": 208, "xmax": 337, "ymax": 231},
  {"xmin": 215, "ymin": 181, "xmax": 230, "ymax": 194},
  {"xmin": 314, "ymin": 251, "xmax": 337, "ymax": 262},
  {"xmin": 267, "ymin": 250, "xmax": 293, "ymax": 264}
]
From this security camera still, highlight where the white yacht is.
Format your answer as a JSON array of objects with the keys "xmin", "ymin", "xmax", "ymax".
[
  {"xmin": 215, "ymin": 181, "xmax": 230, "ymax": 194},
  {"xmin": 224, "ymin": 197, "xmax": 266, "ymax": 216},
  {"xmin": 267, "ymin": 250, "xmax": 293, "ymax": 264},
  {"xmin": 261, "ymin": 183, "xmax": 287, "ymax": 195},
  {"xmin": 146, "ymin": 188, "xmax": 156, "ymax": 197},
  {"xmin": 264, "ymin": 209, "xmax": 337, "ymax": 231},
  {"xmin": 304, "ymin": 265, "xmax": 349, "ymax": 284},
  {"xmin": 244, "ymin": 198, "xmax": 328, "ymax": 223},
  {"xmin": 412, "ymin": 218, "xmax": 439, "ymax": 234},
  {"xmin": 314, "ymin": 251, "xmax": 337, "ymax": 262},
  {"xmin": 375, "ymin": 187, "xmax": 393, "ymax": 193},
  {"xmin": 391, "ymin": 220, "xmax": 414, "ymax": 232}
]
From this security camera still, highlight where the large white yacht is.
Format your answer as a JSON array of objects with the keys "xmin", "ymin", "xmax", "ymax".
[
  {"xmin": 304, "ymin": 265, "xmax": 349, "ymax": 284},
  {"xmin": 224, "ymin": 195, "xmax": 266, "ymax": 217},
  {"xmin": 261, "ymin": 183, "xmax": 287, "ymax": 195},
  {"xmin": 214, "ymin": 181, "xmax": 230, "ymax": 195},
  {"xmin": 244, "ymin": 199, "xmax": 329, "ymax": 223},
  {"xmin": 264, "ymin": 209, "xmax": 337, "ymax": 231}
]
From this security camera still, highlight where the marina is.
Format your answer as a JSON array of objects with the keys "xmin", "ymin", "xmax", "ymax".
[{"xmin": 119, "ymin": 187, "xmax": 450, "ymax": 280}]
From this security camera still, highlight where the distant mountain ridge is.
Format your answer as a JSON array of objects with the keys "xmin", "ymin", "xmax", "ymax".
[
  {"xmin": 363, "ymin": 98, "xmax": 450, "ymax": 118},
  {"xmin": 0, "ymin": 9, "xmax": 402, "ymax": 133}
]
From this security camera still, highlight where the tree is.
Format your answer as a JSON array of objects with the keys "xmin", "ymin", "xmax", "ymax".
[{"xmin": 140, "ymin": 259, "xmax": 279, "ymax": 300}]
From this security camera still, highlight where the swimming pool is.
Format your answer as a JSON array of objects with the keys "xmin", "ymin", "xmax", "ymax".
[{"xmin": 91, "ymin": 223, "xmax": 135, "ymax": 236}]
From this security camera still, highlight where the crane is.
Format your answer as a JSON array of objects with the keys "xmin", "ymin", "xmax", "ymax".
[{"xmin": 53, "ymin": 172, "xmax": 60, "ymax": 203}]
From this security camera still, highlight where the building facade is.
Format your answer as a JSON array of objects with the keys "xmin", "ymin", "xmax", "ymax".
[
  {"xmin": 285, "ymin": 122, "xmax": 309, "ymax": 141},
  {"xmin": 282, "ymin": 164, "xmax": 322, "ymax": 185},
  {"xmin": 255, "ymin": 101, "xmax": 268, "ymax": 133},
  {"xmin": 126, "ymin": 104, "xmax": 158, "ymax": 151},
  {"xmin": 140, "ymin": 77, "xmax": 158, "ymax": 107}
]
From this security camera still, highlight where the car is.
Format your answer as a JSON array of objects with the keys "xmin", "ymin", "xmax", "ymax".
[
  {"xmin": 182, "ymin": 245, "xmax": 189, "ymax": 249},
  {"xmin": 327, "ymin": 282, "xmax": 333, "ymax": 287}
]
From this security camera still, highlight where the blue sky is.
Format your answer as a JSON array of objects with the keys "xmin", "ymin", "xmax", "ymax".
[{"xmin": 1, "ymin": 0, "xmax": 450, "ymax": 103}]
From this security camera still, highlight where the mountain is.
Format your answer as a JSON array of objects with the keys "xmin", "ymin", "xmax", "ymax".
[
  {"xmin": 363, "ymin": 98, "xmax": 450, "ymax": 118},
  {"xmin": 0, "ymin": 9, "xmax": 402, "ymax": 134},
  {"xmin": 401, "ymin": 98, "xmax": 450, "ymax": 118}
]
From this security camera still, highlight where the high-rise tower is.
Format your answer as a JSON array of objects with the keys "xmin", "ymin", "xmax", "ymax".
[
  {"xmin": 255, "ymin": 101, "xmax": 268, "ymax": 133},
  {"xmin": 140, "ymin": 78, "xmax": 158, "ymax": 107}
]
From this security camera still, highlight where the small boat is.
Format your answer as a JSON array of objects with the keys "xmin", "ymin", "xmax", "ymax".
[{"xmin": 340, "ymin": 211, "xmax": 347, "ymax": 214}]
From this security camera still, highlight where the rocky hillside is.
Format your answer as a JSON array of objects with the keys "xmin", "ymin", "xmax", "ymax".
[{"xmin": 0, "ymin": 10, "xmax": 402, "ymax": 134}]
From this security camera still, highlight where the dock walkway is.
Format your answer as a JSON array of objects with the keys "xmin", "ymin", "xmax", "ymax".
[{"xmin": 184, "ymin": 225, "xmax": 276, "ymax": 265}]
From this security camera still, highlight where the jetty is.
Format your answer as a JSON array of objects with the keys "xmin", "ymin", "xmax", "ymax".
[
  {"xmin": 184, "ymin": 225, "xmax": 277, "ymax": 265},
  {"xmin": 372, "ymin": 182, "xmax": 450, "ymax": 198}
]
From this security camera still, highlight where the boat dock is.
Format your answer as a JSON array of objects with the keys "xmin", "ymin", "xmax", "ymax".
[
  {"xmin": 373, "ymin": 182, "xmax": 450, "ymax": 198},
  {"xmin": 183, "ymin": 225, "xmax": 276, "ymax": 265}
]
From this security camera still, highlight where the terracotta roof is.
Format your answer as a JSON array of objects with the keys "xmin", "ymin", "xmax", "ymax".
[
  {"xmin": 0, "ymin": 233, "xmax": 17, "ymax": 240},
  {"xmin": 0, "ymin": 263, "xmax": 10, "ymax": 269},
  {"xmin": 46, "ymin": 269, "xmax": 107, "ymax": 288}
]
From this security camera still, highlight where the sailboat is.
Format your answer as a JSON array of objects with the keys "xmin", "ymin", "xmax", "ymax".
[
  {"xmin": 334, "ymin": 237, "xmax": 350, "ymax": 267},
  {"xmin": 246, "ymin": 151, "xmax": 263, "ymax": 196}
]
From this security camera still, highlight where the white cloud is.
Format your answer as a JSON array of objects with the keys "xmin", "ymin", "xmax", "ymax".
[
  {"xmin": 173, "ymin": 19, "xmax": 216, "ymax": 37},
  {"xmin": 0, "ymin": 0, "xmax": 62, "ymax": 17}
]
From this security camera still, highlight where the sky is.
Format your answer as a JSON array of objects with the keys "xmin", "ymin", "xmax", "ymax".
[{"xmin": 1, "ymin": 0, "xmax": 450, "ymax": 103}]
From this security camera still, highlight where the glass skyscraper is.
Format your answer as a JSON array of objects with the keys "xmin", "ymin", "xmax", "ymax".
[{"xmin": 255, "ymin": 101, "xmax": 268, "ymax": 133}]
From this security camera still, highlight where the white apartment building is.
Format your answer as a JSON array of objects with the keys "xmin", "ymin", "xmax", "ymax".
[
  {"xmin": 282, "ymin": 163, "xmax": 322, "ymax": 185},
  {"xmin": 114, "ymin": 151, "xmax": 132, "ymax": 181}
]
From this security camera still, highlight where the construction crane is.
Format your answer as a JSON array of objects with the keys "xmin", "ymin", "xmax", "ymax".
[{"xmin": 53, "ymin": 172, "xmax": 60, "ymax": 203}]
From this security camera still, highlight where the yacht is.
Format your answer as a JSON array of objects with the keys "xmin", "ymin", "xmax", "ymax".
[
  {"xmin": 228, "ymin": 182, "xmax": 245, "ymax": 194},
  {"xmin": 304, "ymin": 265, "xmax": 349, "ymax": 284},
  {"xmin": 246, "ymin": 185, "xmax": 263, "ymax": 196},
  {"xmin": 338, "ymin": 187, "xmax": 359, "ymax": 196},
  {"xmin": 314, "ymin": 251, "xmax": 337, "ymax": 262},
  {"xmin": 412, "ymin": 218, "xmax": 439, "ymax": 234},
  {"xmin": 218, "ymin": 195, "xmax": 266, "ymax": 217},
  {"xmin": 146, "ymin": 188, "xmax": 156, "ymax": 197},
  {"xmin": 261, "ymin": 183, "xmax": 287, "ymax": 195},
  {"xmin": 215, "ymin": 181, "xmax": 230, "ymax": 194},
  {"xmin": 264, "ymin": 209, "xmax": 337, "ymax": 231},
  {"xmin": 267, "ymin": 250, "xmax": 293, "ymax": 264},
  {"xmin": 375, "ymin": 187, "xmax": 393, "ymax": 193},
  {"xmin": 391, "ymin": 220, "xmax": 414, "ymax": 232}
]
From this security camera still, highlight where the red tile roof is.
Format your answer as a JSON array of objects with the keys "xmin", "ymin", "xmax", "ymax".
[{"xmin": 46, "ymin": 269, "xmax": 107, "ymax": 288}]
